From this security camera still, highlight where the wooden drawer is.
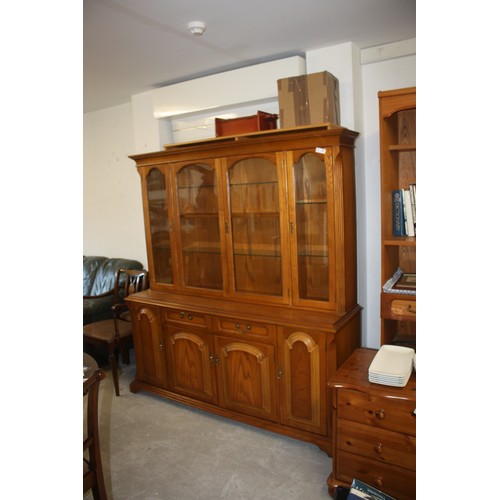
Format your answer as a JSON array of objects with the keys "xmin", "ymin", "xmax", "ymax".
[
  {"xmin": 337, "ymin": 419, "xmax": 415, "ymax": 470},
  {"xmin": 213, "ymin": 316, "xmax": 275, "ymax": 341},
  {"xmin": 336, "ymin": 450, "xmax": 415, "ymax": 500},
  {"xmin": 163, "ymin": 308, "xmax": 207, "ymax": 328},
  {"xmin": 337, "ymin": 389, "xmax": 416, "ymax": 435},
  {"xmin": 381, "ymin": 293, "xmax": 416, "ymax": 321}
]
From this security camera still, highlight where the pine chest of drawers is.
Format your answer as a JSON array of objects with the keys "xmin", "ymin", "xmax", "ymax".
[{"xmin": 327, "ymin": 348, "xmax": 416, "ymax": 500}]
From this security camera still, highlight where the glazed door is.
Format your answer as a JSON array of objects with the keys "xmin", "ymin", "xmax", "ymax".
[
  {"xmin": 142, "ymin": 166, "xmax": 177, "ymax": 290},
  {"xmin": 214, "ymin": 336, "xmax": 278, "ymax": 422},
  {"xmin": 286, "ymin": 149, "xmax": 337, "ymax": 309},
  {"xmin": 222, "ymin": 153, "xmax": 290, "ymax": 304},
  {"xmin": 172, "ymin": 160, "xmax": 227, "ymax": 296}
]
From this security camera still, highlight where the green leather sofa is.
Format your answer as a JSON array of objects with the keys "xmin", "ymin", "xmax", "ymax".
[{"xmin": 83, "ymin": 256, "xmax": 144, "ymax": 325}]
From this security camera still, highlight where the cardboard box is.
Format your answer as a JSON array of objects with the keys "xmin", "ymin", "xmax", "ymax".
[
  {"xmin": 215, "ymin": 110, "xmax": 278, "ymax": 137},
  {"xmin": 277, "ymin": 71, "xmax": 340, "ymax": 128}
]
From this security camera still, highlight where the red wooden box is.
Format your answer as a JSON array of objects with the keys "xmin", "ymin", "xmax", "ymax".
[{"xmin": 215, "ymin": 110, "xmax": 278, "ymax": 137}]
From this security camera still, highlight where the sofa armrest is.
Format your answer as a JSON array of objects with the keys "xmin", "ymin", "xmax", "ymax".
[{"xmin": 83, "ymin": 289, "xmax": 114, "ymax": 300}]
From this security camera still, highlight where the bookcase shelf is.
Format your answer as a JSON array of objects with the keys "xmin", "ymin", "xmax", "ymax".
[
  {"xmin": 382, "ymin": 237, "xmax": 416, "ymax": 246},
  {"xmin": 388, "ymin": 144, "xmax": 416, "ymax": 152},
  {"xmin": 378, "ymin": 87, "xmax": 416, "ymax": 348}
]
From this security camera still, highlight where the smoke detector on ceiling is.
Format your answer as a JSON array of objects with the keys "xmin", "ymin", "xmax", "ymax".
[{"xmin": 188, "ymin": 21, "xmax": 206, "ymax": 36}]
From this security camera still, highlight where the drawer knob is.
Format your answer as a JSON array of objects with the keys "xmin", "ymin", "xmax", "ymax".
[
  {"xmin": 235, "ymin": 322, "xmax": 241, "ymax": 329},
  {"xmin": 375, "ymin": 410, "xmax": 385, "ymax": 420},
  {"xmin": 246, "ymin": 324, "xmax": 251, "ymax": 331},
  {"xmin": 374, "ymin": 443, "xmax": 383, "ymax": 454},
  {"xmin": 374, "ymin": 478, "xmax": 383, "ymax": 488}
]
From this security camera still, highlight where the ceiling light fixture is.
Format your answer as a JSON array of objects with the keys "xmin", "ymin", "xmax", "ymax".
[{"xmin": 188, "ymin": 21, "xmax": 206, "ymax": 36}]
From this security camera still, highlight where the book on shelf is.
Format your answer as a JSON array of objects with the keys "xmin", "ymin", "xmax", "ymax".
[
  {"xmin": 393, "ymin": 272, "xmax": 416, "ymax": 291},
  {"xmin": 392, "ymin": 184, "xmax": 416, "ymax": 237},
  {"xmin": 392, "ymin": 189, "xmax": 405, "ymax": 236},
  {"xmin": 402, "ymin": 188, "xmax": 415, "ymax": 237},
  {"xmin": 346, "ymin": 478, "xmax": 396, "ymax": 500},
  {"xmin": 383, "ymin": 267, "xmax": 416, "ymax": 295},
  {"xmin": 409, "ymin": 183, "xmax": 416, "ymax": 234}
]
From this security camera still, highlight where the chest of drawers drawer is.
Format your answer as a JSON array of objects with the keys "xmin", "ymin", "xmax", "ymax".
[
  {"xmin": 336, "ymin": 450, "xmax": 416, "ymax": 500},
  {"xmin": 336, "ymin": 419, "xmax": 415, "ymax": 470},
  {"xmin": 337, "ymin": 388, "xmax": 416, "ymax": 435}
]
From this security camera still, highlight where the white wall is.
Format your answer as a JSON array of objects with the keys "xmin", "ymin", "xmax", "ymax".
[
  {"xmin": 83, "ymin": 103, "xmax": 147, "ymax": 264},
  {"xmin": 83, "ymin": 40, "xmax": 416, "ymax": 347}
]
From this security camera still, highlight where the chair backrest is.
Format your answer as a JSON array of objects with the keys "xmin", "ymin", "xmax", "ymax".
[
  {"xmin": 113, "ymin": 268, "xmax": 149, "ymax": 305},
  {"xmin": 83, "ymin": 368, "xmax": 107, "ymax": 499}
]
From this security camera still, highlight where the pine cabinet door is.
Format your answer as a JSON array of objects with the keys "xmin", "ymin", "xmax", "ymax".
[
  {"xmin": 129, "ymin": 303, "xmax": 168, "ymax": 388},
  {"xmin": 171, "ymin": 160, "xmax": 227, "ymax": 296},
  {"xmin": 165, "ymin": 327, "xmax": 218, "ymax": 404},
  {"xmin": 142, "ymin": 166, "xmax": 177, "ymax": 290},
  {"xmin": 277, "ymin": 327, "xmax": 327, "ymax": 435},
  {"xmin": 221, "ymin": 153, "xmax": 290, "ymax": 304},
  {"xmin": 214, "ymin": 336, "xmax": 278, "ymax": 422},
  {"xmin": 286, "ymin": 148, "xmax": 338, "ymax": 310}
]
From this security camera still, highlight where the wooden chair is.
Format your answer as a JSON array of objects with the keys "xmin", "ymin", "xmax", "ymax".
[
  {"xmin": 84, "ymin": 368, "xmax": 107, "ymax": 500},
  {"xmin": 83, "ymin": 268, "xmax": 149, "ymax": 396}
]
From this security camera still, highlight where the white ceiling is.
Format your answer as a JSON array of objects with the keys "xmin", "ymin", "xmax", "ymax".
[{"xmin": 83, "ymin": 0, "xmax": 416, "ymax": 113}]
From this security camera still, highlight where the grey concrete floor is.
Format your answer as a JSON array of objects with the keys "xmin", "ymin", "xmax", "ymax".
[{"xmin": 84, "ymin": 351, "xmax": 333, "ymax": 500}]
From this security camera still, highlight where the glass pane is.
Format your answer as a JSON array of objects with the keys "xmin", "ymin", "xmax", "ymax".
[
  {"xmin": 147, "ymin": 168, "xmax": 173, "ymax": 284},
  {"xmin": 177, "ymin": 163, "xmax": 223, "ymax": 290},
  {"xmin": 294, "ymin": 153, "xmax": 329, "ymax": 301},
  {"xmin": 229, "ymin": 158, "xmax": 282, "ymax": 296}
]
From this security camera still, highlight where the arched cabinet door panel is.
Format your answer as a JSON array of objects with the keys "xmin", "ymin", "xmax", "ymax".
[
  {"xmin": 165, "ymin": 328, "xmax": 218, "ymax": 404},
  {"xmin": 129, "ymin": 304, "xmax": 168, "ymax": 389},
  {"xmin": 277, "ymin": 327, "xmax": 327, "ymax": 435},
  {"xmin": 214, "ymin": 336, "xmax": 278, "ymax": 422}
]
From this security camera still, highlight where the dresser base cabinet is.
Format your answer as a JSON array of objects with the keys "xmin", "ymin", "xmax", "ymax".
[
  {"xmin": 127, "ymin": 290, "xmax": 361, "ymax": 455},
  {"xmin": 327, "ymin": 348, "xmax": 416, "ymax": 499}
]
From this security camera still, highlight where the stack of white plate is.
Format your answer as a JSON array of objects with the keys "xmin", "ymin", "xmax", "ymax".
[{"xmin": 369, "ymin": 345, "xmax": 415, "ymax": 387}]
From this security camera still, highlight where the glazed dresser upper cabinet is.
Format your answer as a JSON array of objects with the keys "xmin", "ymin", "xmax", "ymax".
[
  {"xmin": 127, "ymin": 124, "xmax": 361, "ymax": 454},
  {"xmin": 378, "ymin": 88, "xmax": 416, "ymax": 347},
  {"xmin": 136, "ymin": 125, "xmax": 358, "ymax": 312}
]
